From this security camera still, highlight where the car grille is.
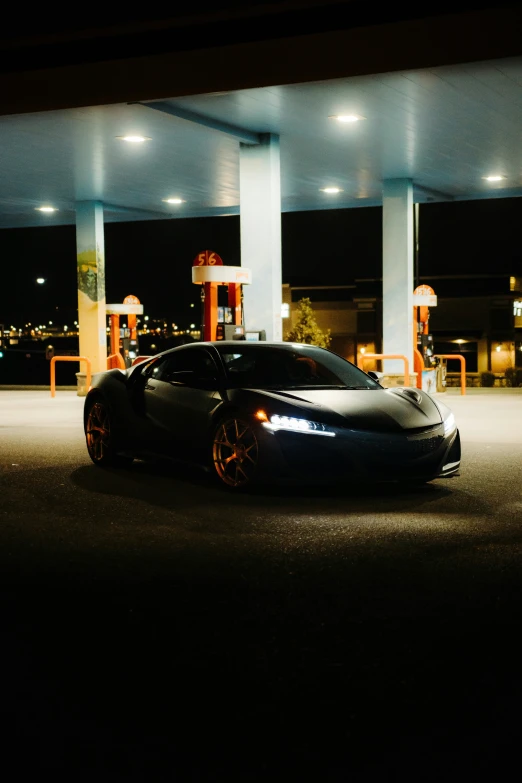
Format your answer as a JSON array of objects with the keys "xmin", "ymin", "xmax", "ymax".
[
  {"xmin": 406, "ymin": 434, "xmax": 444, "ymax": 454},
  {"xmin": 356, "ymin": 427, "xmax": 444, "ymax": 460}
]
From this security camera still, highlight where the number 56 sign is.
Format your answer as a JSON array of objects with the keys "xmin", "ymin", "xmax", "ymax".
[{"xmin": 192, "ymin": 250, "xmax": 223, "ymax": 267}]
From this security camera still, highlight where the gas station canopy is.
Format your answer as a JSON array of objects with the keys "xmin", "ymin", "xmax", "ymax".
[{"xmin": 3, "ymin": 55, "xmax": 522, "ymax": 229}]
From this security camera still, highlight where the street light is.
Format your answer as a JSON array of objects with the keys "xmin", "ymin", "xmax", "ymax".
[{"xmin": 36, "ymin": 278, "xmax": 45, "ymax": 284}]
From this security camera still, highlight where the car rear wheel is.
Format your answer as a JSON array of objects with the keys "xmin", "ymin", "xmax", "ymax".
[
  {"xmin": 212, "ymin": 417, "xmax": 259, "ymax": 489},
  {"xmin": 85, "ymin": 399, "xmax": 133, "ymax": 468}
]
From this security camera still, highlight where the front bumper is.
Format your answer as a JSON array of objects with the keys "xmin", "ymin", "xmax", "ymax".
[{"xmin": 255, "ymin": 421, "xmax": 460, "ymax": 483}]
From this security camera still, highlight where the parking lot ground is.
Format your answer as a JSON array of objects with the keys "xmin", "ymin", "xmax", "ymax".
[{"xmin": 1, "ymin": 390, "xmax": 522, "ymax": 779}]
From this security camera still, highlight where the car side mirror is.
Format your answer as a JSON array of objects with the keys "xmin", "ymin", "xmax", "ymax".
[{"xmin": 368, "ymin": 371, "xmax": 383, "ymax": 381}]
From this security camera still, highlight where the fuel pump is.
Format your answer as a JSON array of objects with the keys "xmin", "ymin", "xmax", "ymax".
[
  {"xmin": 192, "ymin": 251, "xmax": 253, "ymax": 341},
  {"xmin": 412, "ymin": 284, "xmax": 438, "ymax": 392},
  {"xmin": 106, "ymin": 295, "xmax": 144, "ymax": 369}
]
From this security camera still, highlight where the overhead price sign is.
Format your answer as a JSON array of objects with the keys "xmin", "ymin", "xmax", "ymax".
[
  {"xmin": 413, "ymin": 284, "xmax": 437, "ymax": 307},
  {"xmin": 193, "ymin": 250, "xmax": 223, "ymax": 267}
]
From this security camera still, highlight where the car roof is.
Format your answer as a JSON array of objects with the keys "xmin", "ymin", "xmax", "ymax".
[
  {"xmin": 193, "ymin": 341, "xmax": 322, "ymax": 349},
  {"xmin": 142, "ymin": 341, "xmax": 326, "ymax": 362}
]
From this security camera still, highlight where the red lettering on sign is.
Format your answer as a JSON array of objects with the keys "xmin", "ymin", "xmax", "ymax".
[{"xmin": 192, "ymin": 250, "xmax": 223, "ymax": 267}]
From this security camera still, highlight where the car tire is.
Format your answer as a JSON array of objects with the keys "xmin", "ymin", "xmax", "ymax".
[
  {"xmin": 211, "ymin": 415, "xmax": 259, "ymax": 490},
  {"xmin": 85, "ymin": 398, "xmax": 133, "ymax": 468}
]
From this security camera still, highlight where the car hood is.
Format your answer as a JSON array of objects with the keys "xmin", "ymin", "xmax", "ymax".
[{"xmin": 250, "ymin": 387, "xmax": 443, "ymax": 432}]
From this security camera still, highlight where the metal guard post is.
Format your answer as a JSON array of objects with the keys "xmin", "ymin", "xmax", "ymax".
[
  {"xmin": 50, "ymin": 356, "xmax": 92, "ymax": 397},
  {"xmin": 358, "ymin": 353, "xmax": 410, "ymax": 387},
  {"xmin": 433, "ymin": 354, "xmax": 466, "ymax": 395}
]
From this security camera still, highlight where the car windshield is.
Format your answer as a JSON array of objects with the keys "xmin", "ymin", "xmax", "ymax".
[{"xmin": 216, "ymin": 345, "xmax": 381, "ymax": 390}]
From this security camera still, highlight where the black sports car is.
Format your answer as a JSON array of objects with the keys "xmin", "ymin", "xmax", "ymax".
[{"xmin": 84, "ymin": 341, "xmax": 461, "ymax": 489}]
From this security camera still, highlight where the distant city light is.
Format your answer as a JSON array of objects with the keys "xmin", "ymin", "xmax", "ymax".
[
  {"xmin": 64, "ymin": 325, "xmax": 68, "ymax": 331},
  {"xmin": 190, "ymin": 303, "xmax": 195, "ymax": 308},
  {"xmin": 190, "ymin": 323, "xmax": 195, "ymax": 329},
  {"xmin": 320, "ymin": 187, "xmax": 343, "ymax": 194},
  {"xmin": 144, "ymin": 316, "xmax": 149, "ymax": 321},
  {"xmin": 49, "ymin": 321, "xmax": 53, "ymax": 325},
  {"xmin": 117, "ymin": 135, "xmax": 151, "ymax": 143},
  {"xmin": 36, "ymin": 278, "xmax": 45, "ymax": 284}
]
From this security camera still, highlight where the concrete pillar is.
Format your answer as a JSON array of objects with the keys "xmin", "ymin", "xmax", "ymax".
[
  {"xmin": 76, "ymin": 201, "xmax": 107, "ymax": 374},
  {"xmin": 477, "ymin": 338, "xmax": 489, "ymax": 374},
  {"xmin": 382, "ymin": 179, "xmax": 414, "ymax": 375},
  {"xmin": 240, "ymin": 134, "xmax": 282, "ymax": 341}
]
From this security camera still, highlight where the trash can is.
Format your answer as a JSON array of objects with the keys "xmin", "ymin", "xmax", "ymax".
[{"xmin": 75, "ymin": 372, "xmax": 88, "ymax": 397}]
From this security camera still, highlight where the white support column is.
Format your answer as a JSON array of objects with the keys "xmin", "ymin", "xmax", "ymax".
[
  {"xmin": 240, "ymin": 134, "xmax": 282, "ymax": 341},
  {"xmin": 76, "ymin": 201, "xmax": 107, "ymax": 374},
  {"xmin": 382, "ymin": 179, "xmax": 414, "ymax": 377}
]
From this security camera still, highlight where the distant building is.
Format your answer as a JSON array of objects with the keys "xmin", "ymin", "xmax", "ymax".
[{"xmin": 283, "ymin": 275, "xmax": 522, "ymax": 376}]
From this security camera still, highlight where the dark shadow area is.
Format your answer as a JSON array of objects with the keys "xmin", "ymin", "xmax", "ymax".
[
  {"xmin": 2, "ymin": 510, "xmax": 521, "ymax": 781},
  {"xmin": 0, "ymin": 447, "xmax": 519, "ymax": 779},
  {"xmin": 70, "ymin": 458, "xmax": 457, "ymax": 518}
]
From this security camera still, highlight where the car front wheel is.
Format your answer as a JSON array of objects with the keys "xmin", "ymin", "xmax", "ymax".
[
  {"xmin": 212, "ymin": 417, "xmax": 259, "ymax": 489},
  {"xmin": 85, "ymin": 398, "xmax": 133, "ymax": 468}
]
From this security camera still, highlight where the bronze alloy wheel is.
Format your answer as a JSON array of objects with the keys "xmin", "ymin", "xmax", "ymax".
[
  {"xmin": 212, "ymin": 418, "xmax": 259, "ymax": 488},
  {"xmin": 86, "ymin": 401, "xmax": 113, "ymax": 464}
]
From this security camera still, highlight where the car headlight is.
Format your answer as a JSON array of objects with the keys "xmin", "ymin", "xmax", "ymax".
[
  {"xmin": 263, "ymin": 414, "xmax": 335, "ymax": 437},
  {"xmin": 443, "ymin": 411, "xmax": 456, "ymax": 436}
]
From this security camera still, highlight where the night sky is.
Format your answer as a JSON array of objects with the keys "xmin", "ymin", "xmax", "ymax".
[{"xmin": 1, "ymin": 197, "xmax": 521, "ymax": 328}]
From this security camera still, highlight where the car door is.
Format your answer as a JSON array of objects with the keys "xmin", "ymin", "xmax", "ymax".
[{"xmin": 142, "ymin": 347, "xmax": 222, "ymax": 460}]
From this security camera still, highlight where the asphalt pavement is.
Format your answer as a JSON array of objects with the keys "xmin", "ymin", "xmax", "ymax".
[{"xmin": 1, "ymin": 389, "xmax": 522, "ymax": 780}]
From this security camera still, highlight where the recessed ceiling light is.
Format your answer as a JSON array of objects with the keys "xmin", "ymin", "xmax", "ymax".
[
  {"xmin": 35, "ymin": 206, "xmax": 57, "ymax": 213},
  {"xmin": 163, "ymin": 198, "xmax": 185, "ymax": 205},
  {"xmin": 329, "ymin": 114, "xmax": 365, "ymax": 123},
  {"xmin": 116, "ymin": 135, "xmax": 151, "ymax": 143},
  {"xmin": 320, "ymin": 187, "xmax": 343, "ymax": 194},
  {"xmin": 483, "ymin": 175, "xmax": 506, "ymax": 182}
]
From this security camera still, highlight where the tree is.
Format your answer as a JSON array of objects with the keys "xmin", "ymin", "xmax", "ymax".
[{"xmin": 285, "ymin": 297, "xmax": 331, "ymax": 349}]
